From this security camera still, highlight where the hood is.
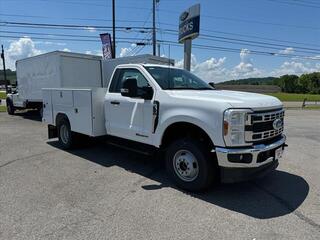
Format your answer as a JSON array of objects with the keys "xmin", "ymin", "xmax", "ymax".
[{"xmin": 166, "ymin": 90, "xmax": 283, "ymax": 110}]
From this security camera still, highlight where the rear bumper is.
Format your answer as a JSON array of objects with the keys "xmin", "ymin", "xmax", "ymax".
[{"xmin": 214, "ymin": 134, "xmax": 286, "ymax": 183}]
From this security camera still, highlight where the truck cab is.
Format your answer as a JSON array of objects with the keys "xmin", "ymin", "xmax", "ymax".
[{"xmin": 43, "ymin": 63, "xmax": 287, "ymax": 192}]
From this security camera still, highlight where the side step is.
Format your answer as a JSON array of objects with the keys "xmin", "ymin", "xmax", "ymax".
[{"xmin": 106, "ymin": 136, "xmax": 157, "ymax": 156}]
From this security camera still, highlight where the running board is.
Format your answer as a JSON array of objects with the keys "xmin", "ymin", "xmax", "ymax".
[{"xmin": 106, "ymin": 137, "xmax": 156, "ymax": 156}]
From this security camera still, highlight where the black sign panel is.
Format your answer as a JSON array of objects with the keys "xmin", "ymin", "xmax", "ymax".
[{"xmin": 179, "ymin": 15, "xmax": 200, "ymax": 43}]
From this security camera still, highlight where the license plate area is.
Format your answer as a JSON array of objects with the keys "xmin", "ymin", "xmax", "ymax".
[
  {"xmin": 275, "ymin": 147, "xmax": 283, "ymax": 160},
  {"xmin": 257, "ymin": 145, "xmax": 284, "ymax": 163}
]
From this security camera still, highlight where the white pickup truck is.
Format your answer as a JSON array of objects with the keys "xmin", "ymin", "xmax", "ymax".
[{"xmin": 43, "ymin": 63, "xmax": 287, "ymax": 191}]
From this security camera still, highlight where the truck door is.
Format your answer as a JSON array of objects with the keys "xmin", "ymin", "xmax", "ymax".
[{"xmin": 105, "ymin": 68, "xmax": 155, "ymax": 144}]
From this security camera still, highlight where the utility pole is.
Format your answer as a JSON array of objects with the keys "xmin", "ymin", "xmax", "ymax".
[
  {"xmin": 152, "ymin": 0, "xmax": 156, "ymax": 56},
  {"xmin": 112, "ymin": 0, "xmax": 116, "ymax": 58},
  {"xmin": 157, "ymin": 43, "xmax": 160, "ymax": 57},
  {"xmin": 1, "ymin": 45, "xmax": 8, "ymax": 93}
]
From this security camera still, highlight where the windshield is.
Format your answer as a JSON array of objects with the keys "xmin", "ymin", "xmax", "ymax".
[{"xmin": 144, "ymin": 66, "xmax": 214, "ymax": 90}]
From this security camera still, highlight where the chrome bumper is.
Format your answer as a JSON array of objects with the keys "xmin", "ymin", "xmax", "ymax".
[{"xmin": 214, "ymin": 134, "xmax": 286, "ymax": 168}]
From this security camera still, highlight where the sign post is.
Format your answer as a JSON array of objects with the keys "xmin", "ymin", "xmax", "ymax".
[
  {"xmin": 183, "ymin": 39, "xmax": 192, "ymax": 71},
  {"xmin": 178, "ymin": 4, "xmax": 200, "ymax": 71},
  {"xmin": 1, "ymin": 45, "xmax": 8, "ymax": 93}
]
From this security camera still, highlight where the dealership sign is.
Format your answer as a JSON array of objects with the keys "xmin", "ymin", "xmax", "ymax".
[{"xmin": 178, "ymin": 4, "xmax": 200, "ymax": 43}]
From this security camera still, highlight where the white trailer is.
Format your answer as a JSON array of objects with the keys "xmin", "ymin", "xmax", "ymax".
[
  {"xmin": 6, "ymin": 51, "xmax": 173, "ymax": 116},
  {"xmin": 6, "ymin": 51, "xmax": 102, "ymax": 115}
]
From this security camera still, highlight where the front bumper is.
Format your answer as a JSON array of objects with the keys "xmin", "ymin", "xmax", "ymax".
[{"xmin": 214, "ymin": 134, "xmax": 286, "ymax": 183}]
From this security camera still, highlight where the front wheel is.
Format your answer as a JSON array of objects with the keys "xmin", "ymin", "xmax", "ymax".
[{"xmin": 165, "ymin": 138, "xmax": 217, "ymax": 192}]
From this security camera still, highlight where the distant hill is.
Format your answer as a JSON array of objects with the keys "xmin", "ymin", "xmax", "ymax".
[
  {"xmin": 219, "ymin": 77, "xmax": 279, "ymax": 85},
  {"xmin": 0, "ymin": 69, "xmax": 16, "ymax": 85}
]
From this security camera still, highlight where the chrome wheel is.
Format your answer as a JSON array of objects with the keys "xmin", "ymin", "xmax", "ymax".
[
  {"xmin": 173, "ymin": 149, "xmax": 199, "ymax": 182},
  {"xmin": 60, "ymin": 124, "xmax": 69, "ymax": 144}
]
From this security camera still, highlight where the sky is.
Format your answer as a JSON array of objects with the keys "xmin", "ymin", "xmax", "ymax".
[{"xmin": 0, "ymin": 0, "xmax": 320, "ymax": 82}]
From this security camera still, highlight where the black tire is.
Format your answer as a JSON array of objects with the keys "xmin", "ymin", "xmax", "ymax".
[
  {"xmin": 165, "ymin": 138, "xmax": 216, "ymax": 192},
  {"xmin": 6, "ymin": 98, "xmax": 15, "ymax": 115},
  {"xmin": 37, "ymin": 107, "xmax": 43, "ymax": 118},
  {"xmin": 57, "ymin": 118, "xmax": 75, "ymax": 149}
]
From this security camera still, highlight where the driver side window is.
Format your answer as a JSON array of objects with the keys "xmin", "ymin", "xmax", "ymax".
[{"xmin": 109, "ymin": 68, "xmax": 149, "ymax": 93}]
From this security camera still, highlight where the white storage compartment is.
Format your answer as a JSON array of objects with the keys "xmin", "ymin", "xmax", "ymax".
[{"xmin": 43, "ymin": 88, "xmax": 107, "ymax": 137}]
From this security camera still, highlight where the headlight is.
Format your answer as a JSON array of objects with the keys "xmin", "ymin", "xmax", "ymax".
[{"xmin": 223, "ymin": 109, "xmax": 252, "ymax": 146}]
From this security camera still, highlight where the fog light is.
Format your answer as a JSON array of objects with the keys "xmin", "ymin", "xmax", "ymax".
[{"xmin": 228, "ymin": 153, "xmax": 252, "ymax": 163}]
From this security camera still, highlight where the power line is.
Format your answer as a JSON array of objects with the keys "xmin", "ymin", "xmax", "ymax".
[
  {"xmin": 265, "ymin": 0, "xmax": 320, "ymax": 8},
  {"xmin": 1, "ymin": 14, "xmax": 319, "ymax": 48},
  {"xmin": 2, "ymin": 34, "xmax": 319, "ymax": 60},
  {"xmin": 161, "ymin": 30, "xmax": 320, "ymax": 55},
  {"xmin": 125, "ymin": 7, "xmax": 154, "ymax": 56},
  {"xmin": 0, "ymin": 21, "xmax": 153, "ymax": 30},
  {"xmin": 158, "ymin": 40, "xmax": 320, "ymax": 61},
  {"xmin": 0, "ymin": 13, "xmax": 157, "ymax": 24},
  {"xmin": 0, "ymin": 35, "xmax": 146, "ymax": 44},
  {"xmin": 156, "ymin": 8, "xmax": 320, "ymax": 31},
  {"xmin": 0, "ymin": 30, "xmax": 149, "ymax": 41}
]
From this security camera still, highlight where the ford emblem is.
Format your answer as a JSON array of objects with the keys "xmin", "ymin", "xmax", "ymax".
[
  {"xmin": 180, "ymin": 11, "xmax": 189, "ymax": 22},
  {"xmin": 273, "ymin": 119, "xmax": 283, "ymax": 130}
]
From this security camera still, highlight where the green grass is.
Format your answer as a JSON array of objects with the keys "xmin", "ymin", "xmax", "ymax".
[
  {"xmin": 0, "ymin": 91, "xmax": 6, "ymax": 99},
  {"xmin": 0, "ymin": 105, "xmax": 6, "ymax": 112},
  {"xmin": 266, "ymin": 92, "xmax": 320, "ymax": 102}
]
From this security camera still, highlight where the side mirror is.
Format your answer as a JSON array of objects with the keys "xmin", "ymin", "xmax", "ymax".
[
  {"xmin": 208, "ymin": 82, "xmax": 215, "ymax": 88},
  {"xmin": 141, "ymin": 86, "xmax": 153, "ymax": 100},
  {"xmin": 121, "ymin": 78, "xmax": 138, "ymax": 98}
]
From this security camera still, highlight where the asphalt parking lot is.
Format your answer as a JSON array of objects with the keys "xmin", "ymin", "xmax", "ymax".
[{"xmin": 0, "ymin": 110, "xmax": 319, "ymax": 240}]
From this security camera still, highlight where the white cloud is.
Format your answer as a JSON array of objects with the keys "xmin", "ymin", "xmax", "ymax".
[
  {"xmin": 307, "ymin": 55, "xmax": 320, "ymax": 60},
  {"xmin": 175, "ymin": 54, "xmax": 228, "ymax": 82},
  {"xmin": 231, "ymin": 49, "xmax": 263, "ymax": 79},
  {"xmin": 84, "ymin": 27, "xmax": 96, "ymax": 32},
  {"xmin": 119, "ymin": 44, "xmax": 136, "ymax": 57},
  {"xmin": 119, "ymin": 47, "xmax": 131, "ymax": 58},
  {"xmin": 174, "ymin": 49, "xmax": 263, "ymax": 82},
  {"xmin": 34, "ymin": 41, "xmax": 66, "ymax": 46},
  {"xmin": 6, "ymin": 37, "xmax": 43, "ymax": 70},
  {"xmin": 271, "ymin": 61, "xmax": 320, "ymax": 76},
  {"xmin": 239, "ymin": 48, "xmax": 251, "ymax": 62},
  {"xmin": 84, "ymin": 50, "xmax": 103, "ymax": 56},
  {"xmin": 279, "ymin": 47, "xmax": 295, "ymax": 55},
  {"xmin": 61, "ymin": 48, "xmax": 71, "ymax": 52}
]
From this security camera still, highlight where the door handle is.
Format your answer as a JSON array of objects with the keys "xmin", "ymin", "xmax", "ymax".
[{"xmin": 110, "ymin": 101, "xmax": 120, "ymax": 105}]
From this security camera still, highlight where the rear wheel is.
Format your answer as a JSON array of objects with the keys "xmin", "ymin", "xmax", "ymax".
[
  {"xmin": 6, "ymin": 98, "xmax": 15, "ymax": 115},
  {"xmin": 165, "ymin": 138, "xmax": 217, "ymax": 192},
  {"xmin": 57, "ymin": 118, "xmax": 74, "ymax": 149},
  {"xmin": 37, "ymin": 107, "xmax": 43, "ymax": 118}
]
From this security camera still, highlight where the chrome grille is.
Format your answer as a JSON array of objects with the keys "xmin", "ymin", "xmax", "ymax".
[{"xmin": 245, "ymin": 109, "xmax": 284, "ymax": 142}]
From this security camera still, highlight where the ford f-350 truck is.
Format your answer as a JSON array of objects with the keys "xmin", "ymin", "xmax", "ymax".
[{"xmin": 43, "ymin": 63, "xmax": 287, "ymax": 191}]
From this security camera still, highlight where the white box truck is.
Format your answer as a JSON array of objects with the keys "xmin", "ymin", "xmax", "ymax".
[
  {"xmin": 6, "ymin": 51, "xmax": 102, "ymax": 115},
  {"xmin": 43, "ymin": 61, "xmax": 287, "ymax": 192},
  {"xmin": 6, "ymin": 51, "xmax": 173, "ymax": 116}
]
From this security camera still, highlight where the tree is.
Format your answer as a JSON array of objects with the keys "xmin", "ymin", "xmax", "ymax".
[{"xmin": 279, "ymin": 75, "xmax": 299, "ymax": 93}]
